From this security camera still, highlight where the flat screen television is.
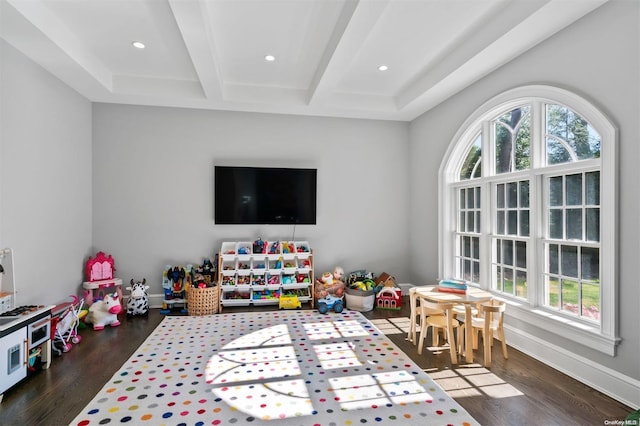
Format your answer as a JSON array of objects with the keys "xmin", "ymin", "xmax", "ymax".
[{"xmin": 214, "ymin": 166, "xmax": 317, "ymax": 225}]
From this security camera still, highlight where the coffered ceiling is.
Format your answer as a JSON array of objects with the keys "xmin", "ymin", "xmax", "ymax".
[{"xmin": 0, "ymin": 0, "xmax": 608, "ymax": 121}]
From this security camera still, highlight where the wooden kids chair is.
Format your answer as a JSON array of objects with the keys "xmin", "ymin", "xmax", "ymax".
[{"xmin": 459, "ymin": 299, "xmax": 508, "ymax": 368}]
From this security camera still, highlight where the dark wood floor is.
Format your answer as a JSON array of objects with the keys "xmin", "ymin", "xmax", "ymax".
[{"xmin": 0, "ymin": 299, "xmax": 634, "ymax": 425}]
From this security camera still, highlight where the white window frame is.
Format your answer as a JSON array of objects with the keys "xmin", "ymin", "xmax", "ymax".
[{"xmin": 438, "ymin": 85, "xmax": 619, "ymax": 356}]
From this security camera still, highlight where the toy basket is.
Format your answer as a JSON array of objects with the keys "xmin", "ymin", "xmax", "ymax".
[
  {"xmin": 344, "ymin": 287, "xmax": 375, "ymax": 312},
  {"xmin": 187, "ymin": 286, "xmax": 219, "ymax": 316}
]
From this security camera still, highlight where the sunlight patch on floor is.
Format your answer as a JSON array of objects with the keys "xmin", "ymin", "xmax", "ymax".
[
  {"xmin": 207, "ymin": 319, "xmax": 440, "ymax": 420},
  {"xmin": 389, "ymin": 317, "xmax": 411, "ymax": 331},
  {"xmin": 303, "ymin": 319, "xmax": 369, "ymax": 340},
  {"xmin": 429, "ymin": 365, "xmax": 524, "ymax": 399},
  {"xmin": 370, "ymin": 317, "xmax": 410, "ymax": 335},
  {"xmin": 330, "ymin": 371, "xmax": 434, "ymax": 410}
]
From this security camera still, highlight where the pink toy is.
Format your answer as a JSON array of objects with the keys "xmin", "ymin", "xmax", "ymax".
[
  {"xmin": 268, "ymin": 275, "xmax": 279, "ymax": 285},
  {"xmin": 85, "ymin": 251, "xmax": 116, "ymax": 282},
  {"xmin": 86, "ymin": 293, "xmax": 122, "ymax": 330}
]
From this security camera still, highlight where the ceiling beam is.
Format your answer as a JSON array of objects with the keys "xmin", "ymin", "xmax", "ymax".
[
  {"xmin": 306, "ymin": 0, "xmax": 389, "ymax": 106},
  {"xmin": 1, "ymin": 0, "xmax": 113, "ymax": 93},
  {"xmin": 168, "ymin": 0, "xmax": 223, "ymax": 100},
  {"xmin": 397, "ymin": 0, "xmax": 611, "ymax": 120}
]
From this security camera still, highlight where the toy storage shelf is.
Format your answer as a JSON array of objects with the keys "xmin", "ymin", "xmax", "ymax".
[{"xmin": 217, "ymin": 240, "xmax": 314, "ymax": 312}]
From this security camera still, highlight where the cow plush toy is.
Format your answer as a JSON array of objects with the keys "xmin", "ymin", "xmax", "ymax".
[
  {"xmin": 86, "ymin": 293, "xmax": 122, "ymax": 330},
  {"xmin": 126, "ymin": 278, "xmax": 150, "ymax": 318}
]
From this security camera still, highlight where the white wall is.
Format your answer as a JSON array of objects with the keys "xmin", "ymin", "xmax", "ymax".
[
  {"xmin": 92, "ymin": 104, "xmax": 410, "ymax": 293},
  {"xmin": 0, "ymin": 41, "xmax": 92, "ymax": 305},
  {"xmin": 409, "ymin": 0, "xmax": 639, "ymax": 398}
]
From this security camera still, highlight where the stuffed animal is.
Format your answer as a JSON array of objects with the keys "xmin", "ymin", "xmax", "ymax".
[
  {"xmin": 86, "ymin": 293, "xmax": 122, "ymax": 330},
  {"xmin": 321, "ymin": 272, "xmax": 334, "ymax": 285},
  {"xmin": 126, "ymin": 278, "xmax": 149, "ymax": 318},
  {"xmin": 315, "ymin": 266, "xmax": 346, "ymax": 299}
]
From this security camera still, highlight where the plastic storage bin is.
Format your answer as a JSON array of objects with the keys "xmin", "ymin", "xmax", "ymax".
[
  {"xmin": 236, "ymin": 242, "xmax": 253, "ymax": 260},
  {"xmin": 266, "ymin": 241, "xmax": 281, "ymax": 258},
  {"xmin": 281, "ymin": 241, "xmax": 296, "ymax": 259},
  {"xmin": 221, "ymin": 242, "xmax": 237, "ymax": 260},
  {"xmin": 294, "ymin": 241, "xmax": 311, "ymax": 257},
  {"xmin": 251, "ymin": 257, "xmax": 267, "ymax": 273}
]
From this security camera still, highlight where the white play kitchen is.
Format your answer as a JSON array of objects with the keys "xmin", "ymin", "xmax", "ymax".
[{"xmin": 0, "ymin": 248, "xmax": 53, "ymax": 402}]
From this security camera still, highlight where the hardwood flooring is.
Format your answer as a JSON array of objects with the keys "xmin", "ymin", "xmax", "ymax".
[{"xmin": 0, "ymin": 299, "xmax": 634, "ymax": 425}]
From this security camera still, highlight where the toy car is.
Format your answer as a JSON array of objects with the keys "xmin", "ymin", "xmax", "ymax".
[
  {"xmin": 279, "ymin": 294, "xmax": 302, "ymax": 310},
  {"xmin": 317, "ymin": 295, "xmax": 344, "ymax": 314}
]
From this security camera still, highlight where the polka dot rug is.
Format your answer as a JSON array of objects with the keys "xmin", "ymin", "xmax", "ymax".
[{"xmin": 71, "ymin": 310, "xmax": 478, "ymax": 426}]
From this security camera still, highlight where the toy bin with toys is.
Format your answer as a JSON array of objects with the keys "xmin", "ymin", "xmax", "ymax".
[
  {"xmin": 343, "ymin": 270, "xmax": 377, "ymax": 312},
  {"xmin": 281, "ymin": 241, "xmax": 297, "ymax": 258},
  {"xmin": 221, "ymin": 242, "xmax": 237, "ymax": 259},
  {"xmin": 187, "ymin": 286, "xmax": 218, "ymax": 316},
  {"xmin": 251, "ymin": 256, "xmax": 267, "ymax": 274},
  {"xmin": 220, "ymin": 290, "xmax": 251, "ymax": 306},
  {"xmin": 345, "ymin": 287, "xmax": 375, "ymax": 312},
  {"xmin": 236, "ymin": 242, "xmax": 253, "ymax": 259},
  {"xmin": 268, "ymin": 256, "xmax": 283, "ymax": 271},
  {"xmin": 267, "ymin": 241, "xmax": 281, "ymax": 257},
  {"xmin": 266, "ymin": 273, "xmax": 281, "ymax": 287},
  {"xmin": 294, "ymin": 241, "xmax": 311, "ymax": 256}
]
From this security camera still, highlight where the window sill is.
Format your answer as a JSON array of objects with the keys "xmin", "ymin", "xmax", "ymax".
[{"xmin": 500, "ymin": 298, "xmax": 620, "ymax": 356}]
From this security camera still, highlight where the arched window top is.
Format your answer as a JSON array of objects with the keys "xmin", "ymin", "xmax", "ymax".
[
  {"xmin": 448, "ymin": 85, "xmax": 614, "ymax": 182},
  {"xmin": 494, "ymin": 105, "xmax": 531, "ymax": 174},
  {"xmin": 545, "ymin": 104, "xmax": 601, "ymax": 165},
  {"xmin": 460, "ymin": 134, "xmax": 482, "ymax": 180}
]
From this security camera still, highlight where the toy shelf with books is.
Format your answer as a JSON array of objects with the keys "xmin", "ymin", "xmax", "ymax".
[{"xmin": 217, "ymin": 240, "xmax": 315, "ymax": 312}]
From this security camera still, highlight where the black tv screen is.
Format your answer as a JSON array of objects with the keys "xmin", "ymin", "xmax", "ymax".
[{"xmin": 214, "ymin": 166, "xmax": 317, "ymax": 225}]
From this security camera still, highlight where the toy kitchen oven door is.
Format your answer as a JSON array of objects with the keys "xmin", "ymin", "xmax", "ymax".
[{"xmin": 0, "ymin": 311, "xmax": 52, "ymax": 400}]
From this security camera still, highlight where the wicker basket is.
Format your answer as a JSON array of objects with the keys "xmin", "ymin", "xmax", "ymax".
[{"xmin": 187, "ymin": 286, "xmax": 219, "ymax": 316}]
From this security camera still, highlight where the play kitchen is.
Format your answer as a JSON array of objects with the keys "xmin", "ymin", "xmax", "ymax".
[{"xmin": 0, "ymin": 248, "xmax": 52, "ymax": 402}]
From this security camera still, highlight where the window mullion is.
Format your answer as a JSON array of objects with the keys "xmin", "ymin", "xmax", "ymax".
[
  {"xmin": 480, "ymin": 121, "xmax": 492, "ymax": 290},
  {"xmin": 480, "ymin": 180, "xmax": 491, "ymax": 290},
  {"xmin": 531, "ymin": 100, "xmax": 545, "ymax": 169},
  {"xmin": 530, "ymin": 102, "xmax": 544, "ymax": 308},
  {"xmin": 531, "ymin": 173, "xmax": 543, "ymax": 308}
]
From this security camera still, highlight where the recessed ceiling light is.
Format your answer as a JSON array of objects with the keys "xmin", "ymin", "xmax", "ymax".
[
  {"xmin": 378, "ymin": 65, "xmax": 389, "ymax": 71},
  {"xmin": 132, "ymin": 41, "xmax": 145, "ymax": 49},
  {"xmin": 265, "ymin": 55, "xmax": 276, "ymax": 62}
]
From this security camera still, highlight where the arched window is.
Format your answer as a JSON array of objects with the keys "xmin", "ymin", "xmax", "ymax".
[{"xmin": 439, "ymin": 86, "xmax": 618, "ymax": 355}]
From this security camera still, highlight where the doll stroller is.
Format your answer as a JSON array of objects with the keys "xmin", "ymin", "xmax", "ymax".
[{"xmin": 52, "ymin": 296, "xmax": 84, "ymax": 355}]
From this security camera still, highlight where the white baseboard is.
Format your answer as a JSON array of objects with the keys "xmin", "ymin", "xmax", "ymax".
[
  {"xmin": 505, "ymin": 324, "xmax": 640, "ymax": 409},
  {"xmin": 149, "ymin": 293, "xmax": 168, "ymax": 308}
]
